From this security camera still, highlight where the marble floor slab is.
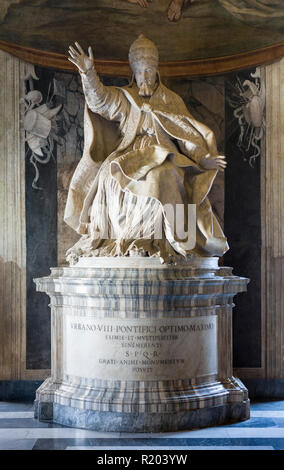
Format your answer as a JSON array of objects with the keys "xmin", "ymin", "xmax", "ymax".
[
  {"xmin": 251, "ymin": 411, "xmax": 284, "ymax": 417},
  {"xmin": 250, "ymin": 401, "xmax": 284, "ymax": 410},
  {"xmin": 0, "ymin": 439, "xmax": 37, "ymax": 450},
  {"xmin": 0, "ymin": 402, "xmax": 34, "ymax": 411},
  {"xmin": 0, "ymin": 412, "xmax": 35, "ymax": 418},
  {"xmin": 30, "ymin": 437, "xmax": 284, "ymax": 450}
]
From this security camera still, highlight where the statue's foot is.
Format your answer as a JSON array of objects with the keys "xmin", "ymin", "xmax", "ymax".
[
  {"xmin": 167, "ymin": 0, "xmax": 184, "ymax": 22},
  {"xmin": 127, "ymin": 0, "xmax": 151, "ymax": 8}
]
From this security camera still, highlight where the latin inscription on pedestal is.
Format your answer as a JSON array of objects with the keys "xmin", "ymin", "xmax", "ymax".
[{"xmin": 63, "ymin": 315, "xmax": 217, "ymax": 381}]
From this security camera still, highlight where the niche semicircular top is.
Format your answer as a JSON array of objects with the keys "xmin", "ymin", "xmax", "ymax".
[{"xmin": 0, "ymin": 0, "xmax": 283, "ymax": 76}]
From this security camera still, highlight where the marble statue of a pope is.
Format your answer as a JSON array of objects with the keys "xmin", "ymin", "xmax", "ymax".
[{"xmin": 65, "ymin": 35, "xmax": 228, "ymax": 264}]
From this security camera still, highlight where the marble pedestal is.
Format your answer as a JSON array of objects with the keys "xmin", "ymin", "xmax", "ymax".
[{"xmin": 34, "ymin": 256, "xmax": 250, "ymax": 432}]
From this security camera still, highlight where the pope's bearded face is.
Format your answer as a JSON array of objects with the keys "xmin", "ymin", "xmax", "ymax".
[{"xmin": 133, "ymin": 61, "xmax": 158, "ymax": 97}]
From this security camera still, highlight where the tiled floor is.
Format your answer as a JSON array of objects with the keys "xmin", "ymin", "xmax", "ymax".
[{"xmin": 0, "ymin": 400, "xmax": 284, "ymax": 450}]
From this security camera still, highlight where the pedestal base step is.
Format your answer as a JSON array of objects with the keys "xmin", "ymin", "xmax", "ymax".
[
  {"xmin": 34, "ymin": 399, "xmax": 249, "ymax": 433},
  {"xmin": 34, "ymin": 375, "xmax": 250, "ymax": 432}
]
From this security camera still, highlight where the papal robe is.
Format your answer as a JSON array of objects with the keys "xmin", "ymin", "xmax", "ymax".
[{"xmin": 64, "ymin": 68, "xmax": 229, "ymax": 263}]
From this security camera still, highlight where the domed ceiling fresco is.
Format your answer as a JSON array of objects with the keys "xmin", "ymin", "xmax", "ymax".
[{"xmin": 0, "ymin": 0, "xmax": 283, "ymax": 75}]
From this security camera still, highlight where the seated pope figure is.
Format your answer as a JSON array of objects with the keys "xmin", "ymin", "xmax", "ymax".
[{"xmin": 65, "ymin": 35, "xmax": 228, "ymax": 264}]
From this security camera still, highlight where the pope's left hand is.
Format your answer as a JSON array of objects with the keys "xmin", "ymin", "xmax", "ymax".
[{"xmin": 200, "ymin": 154, "xmax": 227, "ymax": 171}]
